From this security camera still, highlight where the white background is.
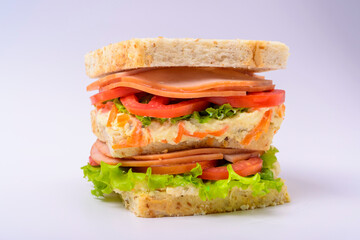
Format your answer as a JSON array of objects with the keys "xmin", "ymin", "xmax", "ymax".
[{"xmin": 1, "ymin": 0, "xmax": 359, "ymax": 239}]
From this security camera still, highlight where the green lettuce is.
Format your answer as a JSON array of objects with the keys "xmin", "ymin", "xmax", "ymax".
[
  {"xmin": 111, "ymin": 98, "xmax": 247, "ymax": 127},
  {"xmin": 193, "ymin": 103, "xmax": 247, "ymax": 123},
  {"xmin": 259, "ymin": 168, "xmax": 275, "ymax": 180},
  {"xmin": 81, "ymin": 162, "xmax": 204, "ymax": 197},
  {"xmin": 135, "ymin": 116, "xmax": 152, "ymax": 126},
  {"xmin": 198, "ymin": 164, "xmax": 283, "ymax": 200},
  {"xmin": 170, "ymin": 114, "xmax": 192, "ymax": 124},
  {"xmin": 113, "ymin": 98, "xmax": 129, "ymax": 114},
  {"xmin": 82, "ymin": 148, "xmax": 283, "ymax": 200},
  {"xmin": 261, "ymin": 146, "xmax": 279, "ymax": 168}
]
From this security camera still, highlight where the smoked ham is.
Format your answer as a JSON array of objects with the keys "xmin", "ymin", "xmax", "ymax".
[
  {"xmin": 95, "ymin": 139, "xmax": 258, "ymax": 160},
  {"xmin": 87, "ymin": 67, "xmax": 274, "ymax": 98},
  {"xmin": 90, "ymin": 144, "xmax": 121, "ymax": 165},
  {"xmin": 91, "ymin": 142, "xmax": 223, "ymax": 167},
  {"xmin": 223, "ymin": 152, "xmax": 262, "ymax": 163},
  {"xmin": 100, "ymin": 81, "xmax": 248, "ymax": 98},
  {"xmin": 90, "ymin": 140, "xmax": 261, "ymax": 168},
  {"xmin": 95, "ymin": 139, "xmax": 113, "ymax": 157}
]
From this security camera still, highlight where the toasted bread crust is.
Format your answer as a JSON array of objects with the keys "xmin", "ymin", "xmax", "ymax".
[
  {"xmin": 115, "ymin": 183, "xmax": 290, "ymax": 218},
  {"xmin": 85, "ymin": 38, "xmax": 289, "ymax": 78}
]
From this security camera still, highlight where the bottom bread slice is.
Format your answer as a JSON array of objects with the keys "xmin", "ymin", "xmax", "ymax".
[{"xmin": 114, "ymin": 184, "xmax": 290, "ymax": 218}]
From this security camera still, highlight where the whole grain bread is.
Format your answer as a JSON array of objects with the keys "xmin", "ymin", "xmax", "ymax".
[
  {"xmin": 85, "ymin": 38, "xmax": 289, "ymax": 78},
  {"xmin": 114, "ymin": 183, "xmax": 290, "ymax": 218}
]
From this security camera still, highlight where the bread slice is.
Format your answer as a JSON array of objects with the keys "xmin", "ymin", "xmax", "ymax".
[
  {"xmin": 115, "ymin": 183, "xmax": 290, "ymax": 217},
  {"xmin": 85, "ymin": 38, "xmax": 289, "ymax": 78},
  {"xmin": 91, "ymin": 104, "xmax": 284, "ymax": 158}
]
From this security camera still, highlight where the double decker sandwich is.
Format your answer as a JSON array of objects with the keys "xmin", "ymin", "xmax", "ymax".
[{"xmin": 82, "ymin": 38, "xmax": 290, "ymax": 217}]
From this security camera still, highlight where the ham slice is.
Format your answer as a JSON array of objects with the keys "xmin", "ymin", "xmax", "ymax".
[
  {"xmin": 100, "ymin": 81, "xmax": 248, "ymax": 98},
  {"xmin": 223, "ymin": 152, "xmax": 262, "ymax": 163},
  {"xmin": 87, "ymin": 68, "xmax": 274, "ymax": 98},
  {"xmin": 130, "ymin": 148, "xmax": 252, "ymax": 160},
  {"xmin": 95, "ymin": 139, "xmax": 255, "ymax": 160},
  {"xmin": 95, "ymin": 139, "xmax": 113, "ymax": 158},
  {"xmin": 87, "ymin": 67, "xmax": 272, "ymax": 91},
  {"xmin": 91, "ymin": 140, "xmax": 262, "ymax": 168},
  {"xmin": 91, "ymin": 142, "xmax": 223, "ymax": 167},
  {"xmin": 89, "ymin": 156, "xmax": 99, "ymax": 166},
  {"xmin": 90, "ymin": 144, "xmax": 122, "ymax": 165}
]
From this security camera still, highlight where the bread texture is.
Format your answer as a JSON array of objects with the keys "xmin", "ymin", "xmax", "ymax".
[
  {"xmin": 114, "ymin": 183, "xmax": 290, "ymax": 218},
  {"xmin": 85, "ymin": 38, "xmax": 289, "ymax": 78},
  {"xmin": 91, "ymin": 106, "xmax": 284, "ymax": 158}
]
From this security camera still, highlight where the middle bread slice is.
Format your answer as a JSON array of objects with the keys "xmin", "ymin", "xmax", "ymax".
[{"xmin": 91, "ymin": 105, "xmax": 284, "ymax": 158}]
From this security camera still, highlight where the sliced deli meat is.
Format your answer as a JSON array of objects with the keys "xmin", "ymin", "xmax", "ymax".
[
  {"xmin": 89, "ymin": 156, "xmax": 99, "ymax": 166},
  {"xmin": 102, "ymin": 82, "xmax": 248, "ymax": 98},
  {"xmin": 95, "ymin": 139, "xmax": 113, "ymax": 158},
  {"xmin": 95, "ymin": 139, "xmax": 260, "ymax": 160},
  {"xmin": 223, "ymin": 152, "xmax": 262, "ymax": 163},
  {"xmin": 91, "ymin": 144, "xmax": 122, "ymax": 165},
  {"xmin": 91, "ymin": 141, "xmax": 223, "ymax": 167},
  {"xmin": 91, "ymin": 141, "xmax": 263, "ymax": 171},
  {"xmin": 87, "ymin": 67, "xmax": 275, "ymax": 99},
  {"xmin": 87, "ymin": 67, "xmax": 273, "ymax": 91}
]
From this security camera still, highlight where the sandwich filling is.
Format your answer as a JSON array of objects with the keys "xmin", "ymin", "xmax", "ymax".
[
  {"xmin": 83, "ymin": 67, "xmax": 286, "ymax": 200},
  {"xmin": 82, "ymin": 146, "xmax": 283, "ymax": 201}
]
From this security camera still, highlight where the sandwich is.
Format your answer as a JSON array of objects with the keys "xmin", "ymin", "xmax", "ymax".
[{"xmin": 82, "ymin": 38, "xmax": 290, "ymax": 217}]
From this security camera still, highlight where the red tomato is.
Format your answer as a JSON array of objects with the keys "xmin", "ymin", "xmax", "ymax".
[
  {"xmin": 148, "ymin": 95, "xmax": 170, "ymax": 106},
  {"xmin": 90, "ymin": 87, "xmax": 141, "ymax": 105},
  {"xmin": 120, "ymin": 94, "xmax": 210, "ymax": 118},
  {"xmin": 199, "ymin": 157, "xmax": 263, "ymax": 180},
  {"xmin": 207, "ymin": 89, "xmax": 285, "ymax": 108}
]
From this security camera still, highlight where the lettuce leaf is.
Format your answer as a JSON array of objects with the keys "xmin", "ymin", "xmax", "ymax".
[
  {"xmin": 82, "ymin": 148, "xmax": 284, "ymax": 200},
  {"xmin": 259, "ymin": 168, "xmax": 274, "ymax": 180},
  {"xmin": 170, "ymin": 114, "xmax": 192, "ymax": 124},
  {"xmin": 193, "ymin": 103, "xmax": 247, "ymax": 123},
  {"xmin": 113, "ymin": 98, "xmax": 129, "ymax": 114},
  {"xmin": 197, "ymin": 164, "xmax": 284, "ymax": 200},
  {"xmin": 110, "ymin": 98, "xmax": 247, "ymax": 127},
  {"xmin": 261, "ymin": 146, "xmax": 279, "ymax": 168},
  {"xmin": 135, "ymin": 115, "xmax": 152, "ymax": 126}
]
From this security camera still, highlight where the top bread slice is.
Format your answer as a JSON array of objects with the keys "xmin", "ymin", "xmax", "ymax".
[{"xmin": 85, "ymin": 38, "xmax": 289, "ymax": 78}]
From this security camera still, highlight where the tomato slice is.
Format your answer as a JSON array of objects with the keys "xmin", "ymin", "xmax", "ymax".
[
  {"xmin": 199, "ymin": 157, "xmax": 263, "ymax": 180},
  {"xmin": 90, "ymin": 87, "xmax": 141, "ymax": 105},
  {"xmin": 120, "ymin": 94, "xmax": 210, "ymax": 118},
  {"xmin": 132, "ymin": 160, "xmax": 218, "ymax": 174},
  {"xmin": 148, "ymin": 95, "xmax": 170, "ymax": 106},
  {"xmin": 207, "ymin": 89, "xmax": 285, "ymax": 108}
]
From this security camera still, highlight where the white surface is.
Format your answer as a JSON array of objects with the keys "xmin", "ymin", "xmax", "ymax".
[{"xmin": 1, "ymin": 0, "xmax": 359, "ymax": 239}]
